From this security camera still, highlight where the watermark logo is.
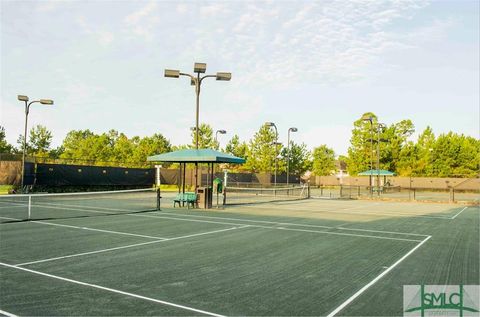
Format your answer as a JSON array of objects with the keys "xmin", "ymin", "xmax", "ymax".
[{"xmin": 404, "ymin": 285, "xmax": 479, "ymax": 316}]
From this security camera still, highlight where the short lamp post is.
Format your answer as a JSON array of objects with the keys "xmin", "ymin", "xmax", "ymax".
[
  {"xmin": 362, "ymin": 115, "xmax": 374, "ymax": 196},
  {"xmin": 265, "ymin": 122, "xmax": 279, "ymax": 187},
  {"xmin": 165, "ymin": 63, "xmax": 231, "ymax": 190},
  {"xmin": 17, "ymin": 95, "xmax": 54, "ymax": 193},
  {"xmin": 286, "ymin": 127, "xmax": 298, "ymax": 187}
]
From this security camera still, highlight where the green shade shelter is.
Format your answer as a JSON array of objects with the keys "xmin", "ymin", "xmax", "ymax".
[
  {"xmin": 148, "ymin": 149, "xmax": 245, "ymax": 208},
  {"xmin": 358, "ymin": 169, "xmax": 395, "ymax": 176},
  {"xmin": 359, "ymin": 169, "xmax": 395, "ymax": 190},
  {"xmin": 147, "ymin": 149, "xmax": 245, "ymax": 164}
]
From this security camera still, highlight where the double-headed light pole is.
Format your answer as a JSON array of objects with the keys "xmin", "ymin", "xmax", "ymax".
[
  {"xmin": 165, "ymin": 63, "xmax": 231, "ymax": 189},
  {"xmin": 287, "ymin": 127, "xmax": 298, "ymax": 186},
  {"xmin": 361, "ymin": 115, "xmax": 374, "ymax": 195},
  {"xmin": 17, "ymin": 95, "xmax": 54, "ymax": 193},
  {"xmin": 265, "ymin": 122, "xmax": 279, "ymax": 187},
  {"xmin": 376, "ymin": 123, "xmax": 386, "ymax": 195}
]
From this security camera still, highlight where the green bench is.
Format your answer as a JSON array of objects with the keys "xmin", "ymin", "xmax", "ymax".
[{"xmin": 173, "ymin": 192, "xmax": 197, "ymax": 209}]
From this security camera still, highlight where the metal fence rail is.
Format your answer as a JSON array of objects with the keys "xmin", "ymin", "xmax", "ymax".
[{"xmin": 310, "ymin": 185, "xmax": 479, "ymax": 204}]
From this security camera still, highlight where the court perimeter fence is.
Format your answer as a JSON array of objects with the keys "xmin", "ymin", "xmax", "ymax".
[{"xmin": 310, "ymin": 185, "xmax": 479, "ymax": 204}]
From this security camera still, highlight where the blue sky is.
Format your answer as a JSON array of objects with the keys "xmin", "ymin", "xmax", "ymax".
[{"xmin": 1, "ymin": 0, "xmax": 478, "ymax": 156}]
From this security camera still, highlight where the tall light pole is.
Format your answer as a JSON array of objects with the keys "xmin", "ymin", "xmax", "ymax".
[
  {"xmin": 287, "ymin": 127, "xmax": 298, "ymax": 187},
  {"xmin": 362, "ymin": 115, "xmax": 374, "ymax": 196},
  {"xmin": 165, "ymin": 63, "xmax": 231, "ymax": 189},
  {"xmin": 17, "ymin": 95, "xmax": 54, "ymax": 193},
  {"xmin": 215, "ymin": 129, "xmax": 227, "ymax": 149},
  {"xmin": 376, "ymin": 123, "xmax": 386, "ymax": 195},
  {"xmin": 265, "ymin": 122, "xmax": 278, "ymax": 187}
]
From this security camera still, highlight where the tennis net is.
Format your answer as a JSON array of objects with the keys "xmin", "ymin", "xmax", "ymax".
[
  {"xmin": 0, "ymin": 188, "xmax": 160, "ymax": 222},
  {"xmin": 224, "ymin": 185, "xmax": 309, "ymax": 205}
]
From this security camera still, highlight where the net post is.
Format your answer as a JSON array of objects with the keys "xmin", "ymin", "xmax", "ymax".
[
  {"xmin": 223, "ymin": 187, "xmax": 227, "ymax": 205},
  {"xmin": 156, "ymin": 187, "xmax": 161, "ymax": 211},
  {"xmin": 28, "ymin": 195, "xmax": 32, "ymax": 220},
  {"xmin": 307, "ymin": 182, "xmax": 311, "ymax": 199}
]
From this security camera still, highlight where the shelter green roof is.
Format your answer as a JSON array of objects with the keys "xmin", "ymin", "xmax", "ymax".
[
  {"xmin": 147, "ymin": 148, "xmax": 245, "ymax": 164},
  {"xmin": 358, "ymin": 169, "xmax": 395, "ymax": 176}
]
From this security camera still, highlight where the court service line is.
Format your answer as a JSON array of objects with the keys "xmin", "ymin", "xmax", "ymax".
[
  {"xmin": 133, "ymin": 214, "xmax": 422, "ymax": 242},
  {"xmin": 0, "ymin": 204, "xmax": 26, "ymax": 209},
  {"xmin": 0, "ymin": 262, "xmax": 224, "ymax": 317},
  {"xmin": 15, "ymin": 226, "xmax": 249, "ymax": 267},
  {"xmin": 152, "ymin": 211, "xmax": 429, "ymax": 237},
  {"xmin": 31, "ymin": 202, "xmax": 246, "ymax": 227},
  {"xmin": 33, "ymin": 221, "xmax": 169, "ymax": 240},
  {"xmin": 450, "ymin": 207, "xmax": 468, "ymax": 219},
  {"xmin": 25, "ymin": 203, "xmax": 427, "ymax": 240},
  {"xmin": 253, "ymin": 226, "xmax": 423, "ymax": 242},
  {"xmin": 0, "ymin": 309, "xmax": 18, "ymax": 317},
  {"xmin": 326, "ymin": 235, "xmax": 432, "ymax": 317},
  {"xmin": 0, "ymin": 215, "xmax": 169, "ymax": 241},
  {"xmin": 238, "ymin": 204, "xmax": 453, "ymax": 220}
]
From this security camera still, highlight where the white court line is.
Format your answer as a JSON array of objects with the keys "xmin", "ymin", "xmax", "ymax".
[
  {"xmin": 253, "ymin": 226, "xmax": 422, "ymax": 242},
  {"xmin": 30, "ymin": 203, "xmax": 425, "ymax": 241},
  {"xmin": 326, "ymin": 235, "xmax": 432, "ymax": 317},
  {"xmin": 237, "ymin": 204, "xmax": 454, "ymax": 220},
  {"xmin": 15, "ymin": 226, "xmax": 248, "ymax": 267},
  {"xmin": 0, "ymin": 215, "xmax": 169, "ymax": 241},
  {"xmin": 136, "ymin": 214, "xmax": 422, "ymax": 242},
  {"xmin": 17, "ymin": 202, "xmax": 425, "ymax": 241},
  {"xmin": 0, "ymin": 216, "xmax": 18, "ymax": 221},
  {"xmin": 30, "ymin": 202, "xmax": 245, "ymax": 227},
  {"xmin": 335, "ymin": 226, "xmax": 429, "ymax": 237},
  {"xmin": 0, "ymin": 204, "xmax": 26, "ymax": 209},
  {"xmin": 0, "ymin": 309, "xmax": 18, "ymax": 317},
  {"xmin": 34, "ymin": 221, "xmax": 168, "ymax": 240},
  {"xmin": 153, "ymin": 211, "xmax": 429, "ymax": 237},
  {"xmin": 451, "ymin": 206, "xmax": 468, "ymax": 219},
  {"xmin": 0, "ymin": 262, "xmax": 224, "ymax": 317}
]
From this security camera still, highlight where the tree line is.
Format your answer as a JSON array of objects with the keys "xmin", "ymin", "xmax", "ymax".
[{"xmin": 1, "ymin": 112, "xmax": 478, "ymax": 177}]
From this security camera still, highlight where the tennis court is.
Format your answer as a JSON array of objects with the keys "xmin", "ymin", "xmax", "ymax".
[{"xmin": 0, "ymin": 190, "xmax": 478, "ymax": 316}]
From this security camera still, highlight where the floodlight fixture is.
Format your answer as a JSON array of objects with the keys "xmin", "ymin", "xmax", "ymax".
[
  {"xmin": 217, "ymin": 130, "xmax": 226, "ymax": 134},
  {"xmin": 216, "ymin": 72, "xmax": 231, "ymax": 81},
  {"xmin": 194, "ymin": 63, "xmax": 207, "ymax": 73},
  {"xmin": 17, "ymin": 95, "xmax": 29, "ymax": 102},
  {"xmin": 164, "ymin": 69, "xmax": 180, "ymax": 78},
  {"xmin": 40, "ymin": 99, "xmax": 54, "ymax": 105}
]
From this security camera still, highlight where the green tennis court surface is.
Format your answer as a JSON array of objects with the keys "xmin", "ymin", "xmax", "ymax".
[{"xmin": 0, "ymin": 193, "xmax": 478, "ymax": 316}]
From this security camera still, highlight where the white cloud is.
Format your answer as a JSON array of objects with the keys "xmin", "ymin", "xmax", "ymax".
[
  {"xmin": 200, "ymin": 3, "xmax": 226, "ymax": 17},
  {"xmin": 124, "ymin": 1, "xmax": 157, "ymax": 25},
  {"xmin": 75, "ymin": 16, "xmax": 114, "ymax": 46},
  {"xmin": 176, "ymin": 3, "xmax": 188, "ymax": 14},
  {"xmin": 123, "ymin": 1, "xmax": 159, "ymax": 41},
  {"xmin": 36, "ymin": 1, "xmax": 59, "ymax": 12}
]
